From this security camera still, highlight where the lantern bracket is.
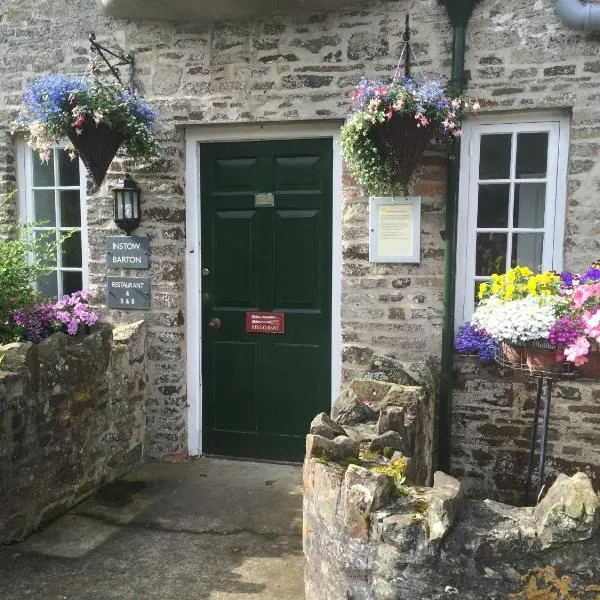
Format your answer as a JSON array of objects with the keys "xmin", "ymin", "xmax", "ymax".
[{"xmin": 89, "ymin": 33, "xmax": 135, "ymax": 91}]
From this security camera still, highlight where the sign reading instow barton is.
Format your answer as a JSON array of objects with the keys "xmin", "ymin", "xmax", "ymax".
[
  {"xmin": 106, "ymin": 236, "xmax": 149, "ymax": 269},
  {"xmin": 107, "ymin": 276, "xmax": 151, "ymax": 310}
]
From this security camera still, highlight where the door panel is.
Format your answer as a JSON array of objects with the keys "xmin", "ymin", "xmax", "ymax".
[
  {"xmin": 201, "ymin": 138, "xmax": 332, "ymax": 461},
  {"xmin": 213, "ymin": 210, "xmax": 259, "ymax": 308},
  {"xmin": 274, "ymin": 210, "xmax": 321, "ymax": 309}
]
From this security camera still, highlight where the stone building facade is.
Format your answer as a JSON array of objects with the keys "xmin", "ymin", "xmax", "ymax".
[{"xmin": 1, "ymin": 0, "xmax": 599, "ymax": 499}]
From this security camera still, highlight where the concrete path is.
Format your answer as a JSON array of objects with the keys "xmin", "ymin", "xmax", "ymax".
[{"xmin": 0, "ymin": 458, "xmax": 305, "ymax": 599}]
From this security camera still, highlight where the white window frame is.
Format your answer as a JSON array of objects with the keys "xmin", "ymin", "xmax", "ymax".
[
  {"xmin": 17, "ymin": 140, "xmax": 89, "ymax": 297},
  {"xmin": 455, "ymin": 113, "xmax": 570, "ymax": 327}
]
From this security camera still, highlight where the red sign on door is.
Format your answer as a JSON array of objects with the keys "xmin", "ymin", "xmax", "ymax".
[{"xmin": 246, "ymin": 312, "xmax": 285, "ymax": 334}]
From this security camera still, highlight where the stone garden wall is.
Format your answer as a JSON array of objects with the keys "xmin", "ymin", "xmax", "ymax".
[
  {"xmin": 305, "ymin": 365, "xmax": 600, "ymax": 599},
  {"xmin": 0, "ymin": 322, "xmax": 147, "ymax": 544}
]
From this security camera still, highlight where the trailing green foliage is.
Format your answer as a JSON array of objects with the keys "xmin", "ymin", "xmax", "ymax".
[{"xmin": 0, "ymin": 202, "xmax": 73, "ymax": 344}]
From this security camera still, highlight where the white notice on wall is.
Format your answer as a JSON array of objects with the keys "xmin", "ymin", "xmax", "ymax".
[{"xmin": 377, "ymin": 204, "xmax": 413, "ymax": 258}]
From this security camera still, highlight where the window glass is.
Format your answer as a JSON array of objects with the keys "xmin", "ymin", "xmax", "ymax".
[
  {"xmin": 479, "ymin": 134, "xmax": 511, "ymax": 179},
  {"xmin": 477, "ymin": 184, "xmax": 510, "ymax": 228},
  {"xmin": 33, "ymin": 154, "xmax": 54, "ymax": 186},
  {"xmin": 33, "ymin": 189, "xmax": 56, "ymax": 225},
  {"xmin": 516, "ymin": 133, "xmax": 548, "ymax": 179},
  {"xmin": 514, "ymin": 183, "xmax": 546, "ymax": 228}
]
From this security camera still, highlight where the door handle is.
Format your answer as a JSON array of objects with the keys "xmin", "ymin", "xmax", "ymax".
[{"xmin": 208, "ymin": 317, "xmax": 222, "ymax": 330}]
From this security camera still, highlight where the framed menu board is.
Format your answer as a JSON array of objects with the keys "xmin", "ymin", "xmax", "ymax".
[{"xmin": 369, "ymin": 196, "xmax": 421, "ymax": 263}]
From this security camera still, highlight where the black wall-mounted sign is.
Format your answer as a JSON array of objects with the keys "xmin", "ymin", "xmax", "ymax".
[
  {"xmin": 107, "ymin": 276, "xmax": 150, "ymax": 310},
  {"xmin": 106, "ymin": 236, "xmax": 149, "ymax": 269}
]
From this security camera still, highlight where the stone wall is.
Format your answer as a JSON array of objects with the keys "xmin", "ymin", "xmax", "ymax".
[
  {"xmin": 304, "ymin": 455, "xmax": 600, "ymax": 599},
  {"xmin": 0, "ymin": 0, "xmax": 600, "ymax": 459},
  {"xmin": 452, "ymin": 355, "xmax": 600, "ymax": 504},
  {"xmin": 0, "ymin": 322, "xmax": 147, "ymax": 544}
]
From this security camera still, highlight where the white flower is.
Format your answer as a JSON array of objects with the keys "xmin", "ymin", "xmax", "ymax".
[{"xmin": 473, "ymin": 296, "xmax": 563, "ymax": 343}]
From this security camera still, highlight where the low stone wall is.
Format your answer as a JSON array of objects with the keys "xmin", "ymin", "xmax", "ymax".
[
  {"xmin": 0, "ymin": 322, "xmax": 147, "ymax": 544},
  {"xmin": 452, "ymin": 355, "xmax": 600, "ymax": 504},
  {"xmin": 304, "ymin": 457, "xmax": 600, "ymax": 599},
  {"xmin": 304, "ymin": 362, "xmax": 600, "ymax": 599}
]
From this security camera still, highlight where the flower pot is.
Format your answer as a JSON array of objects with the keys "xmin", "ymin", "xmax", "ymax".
[
  {"xmin": 67, "ymin": 122, "xmax": 124, "ymax": 187},
  {"xmin": 525, "ymin": 345, "xmax": 565, "ymax": 376},
  {"xmin": 374, "ymin": 113, "xmax": 435, "ymax": 193},
  {"xmin": 580, "ymin": 343, "xmax": 600, "ymax": 379},
  {"xmin": 501, "ymin": 340, "xmax": 523, "ymax": 366}
]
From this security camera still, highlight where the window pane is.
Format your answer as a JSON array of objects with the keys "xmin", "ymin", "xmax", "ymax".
[
  {"xmin": 58, "ymin": 150, "xmax": 80, "ymax": 186},
  {"xmin": 514, "ymin": 183, "xmax": 546, "ymax": 228},
  {"xmin": 33, "ymin": 231, "xmax": 56, "ymax": 267},
  {"xmin": 62, "ymin": 271, "xmax": 83, "ymax": 295},
  {"xmin": 516, "ymin": 133, "xmax": 548, "ymax": 179},
  {"xmin": 479, "ymin": 134, "xmax": 512, "ymax": 179},
  {"xmin": 476, "ymin": 232, "xmax": 507, "ymax": 276},
  {"xmin": 37, "ymin": 272, "xmax": 58, "ymax": 299},
  {"xmin": 33, "ymin": 153, "xmax": 55, "ymax": 186},
  {"xmin": 512, "ymin": 233, "xmax": 543, "ymax": 272},
  {"xmin": 60, "ymin": 190, "xmax": 81, "ymax": 227},
  {"xmin": 34, "ymin": 189, "xmax": 56, "ymax": 225},
  {"xmin": 477, "ymin": 184, "xmax": 510, "ymax": 228},
  {"xmin": 61, "ymin": 231, "xmax": 82, "ymax": 268}
]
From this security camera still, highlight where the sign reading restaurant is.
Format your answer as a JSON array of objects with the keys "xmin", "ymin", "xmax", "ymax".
[
  {"xmin": 107, "ymin": 276, "xmax": 151, "ymax": 310},
  {"xmin": 106, "ymin": 236, "xmax": 149, "ymax": 269}
]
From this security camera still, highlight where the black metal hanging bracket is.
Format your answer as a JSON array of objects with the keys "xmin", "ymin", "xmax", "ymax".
[
  {"xmin": 393, "ymin": 14, "xmax": 412, "ymax": 82},
  {"xmin": 402, "ymin": 14, "xmax": 411, "ymax": 79},
  {"xmin": 89, "ymin": 33, "xmax": 135, "ymax": 91}
]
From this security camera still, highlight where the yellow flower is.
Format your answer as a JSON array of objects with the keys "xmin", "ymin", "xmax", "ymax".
[
  {"xmin": 505, "ymin": 284, "xmax": 515, "ymax": 300},
  {"xmin": 520, "ymin": 266, "xmax": 534, "ymax": 277},
  {"xmin": 491, "ymin": 283, "xmax": 501, "ymax": 295},
  {"xmin": 506, "ymin": 270, "xmax": 516, "ymax": 283},
  {"xmin": 478, "ymin": 283, "xmax": 488, "ymax": 299},
  {"xmin": 527, "ymin": 278, "xmax": 538, "ymax": 296}
]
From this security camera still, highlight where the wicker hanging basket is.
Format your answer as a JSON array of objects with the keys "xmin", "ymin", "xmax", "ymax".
[
  {"xmin": 67, "ymin": 122, "xmax": 124, "ymax": 187},
  {"xmin": 374, "ymin": 113, "xmax": 435, "ymax": 193}
]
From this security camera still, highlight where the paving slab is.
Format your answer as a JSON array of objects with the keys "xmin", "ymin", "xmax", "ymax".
[{"xmin": 0, "ymin": 458, "xmax": 305, "ymax": 600}]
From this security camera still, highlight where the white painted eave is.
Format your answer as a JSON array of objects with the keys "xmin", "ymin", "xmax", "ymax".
[{"xmin": 97, "ymin": 0, "xmax": 365, "ymax": 23}]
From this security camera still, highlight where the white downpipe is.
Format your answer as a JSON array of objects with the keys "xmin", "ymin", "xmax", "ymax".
[{"xmin": 556, "ymin": 0, "xmax": 600, "ymax": 31}]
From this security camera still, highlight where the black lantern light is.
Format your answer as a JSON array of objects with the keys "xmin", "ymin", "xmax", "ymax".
[{"xmin": 113, "ymin": 175, "xmax": 141, "ymax": 234}]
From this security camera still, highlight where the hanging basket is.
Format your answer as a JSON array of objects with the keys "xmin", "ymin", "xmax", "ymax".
[
  {"xmin": 374, "ymin": 113, "xmax": 435, "ymax": 193},
  {"xmin": 67, "ymin": 122, "xmax": 124, "ymax": 187}
]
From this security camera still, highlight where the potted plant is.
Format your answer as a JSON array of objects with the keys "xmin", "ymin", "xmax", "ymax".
[
  {"xmin": 14, "ymin": 73, "xmax": 159, "ymax": 187},
  {"xmin": 340, "ymin": 75, "xmax": 478, "ymax": 197},
  {"xmin": 472, "ymin": 267, "xmax": 568, "ymax": 375}
]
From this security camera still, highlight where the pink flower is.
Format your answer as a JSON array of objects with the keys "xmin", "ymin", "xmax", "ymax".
[
  {"xmin": 56, "ymin": 310, "xmax": 71, "ymax": 325},
  {"xmin": 73, "ymin": 116, "xmax": 85, "ymax": 128},
  {"xmin": 583, "ymin": 308, "xmax": 600, "ymax": 342},
  {"xmin": 386, "ymin": 108, "xmax": 393, "ymax": 120},
  {"xmin": 67, "ymin": 319, "xmax": 79, "ymax": 335},
  {"xmin": 572, "ymin": 284, "xmax": 600, "ymax": 309},
  {"xmin": 452, "ymin": 99, "xmax": 461, "ymax": 109},
  {"xmin": 361, "ymin": 397, "xmax": 371, "ymax": 407},
  {"xmin": 564, "ymin": 336, "xmax": 590, "ymax": 366}
]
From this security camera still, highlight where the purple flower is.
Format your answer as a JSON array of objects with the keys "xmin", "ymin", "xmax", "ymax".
[
  {"xmin": 548, "ymin": 315, "xmax": 583, "ymax": 346},
  {"xmin": 560, "ymin": 272, "xmax": 575, "ymax": 288},
  {"xmin": 455, "ymin": 322, "xmax": 497, "ymax": 362},
  {"xmin": 581, "ymin": 268, "xmax": 600, "ymax": 284}
]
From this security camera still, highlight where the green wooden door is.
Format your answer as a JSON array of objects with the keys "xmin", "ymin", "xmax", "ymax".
[{"xmin": 200, "ymin": 138, "xmax": 333, "ymax": 461}]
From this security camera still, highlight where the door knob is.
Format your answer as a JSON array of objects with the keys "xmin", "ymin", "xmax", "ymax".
[
  {"xmin": 202, "ymin": 267, "xmax": 210, "ymax": 276},
  {"xmin": 208, "ymin": 317, "xmax": 222, "ymax": 330}
]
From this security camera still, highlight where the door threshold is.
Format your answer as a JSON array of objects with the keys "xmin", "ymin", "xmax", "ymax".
[{"xmin": 202, "ymin": 453, "xmax": 302, "ymax": 467}]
